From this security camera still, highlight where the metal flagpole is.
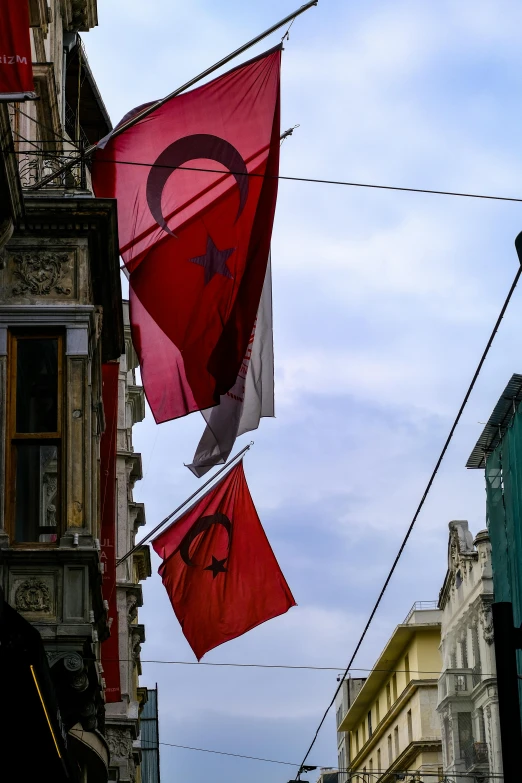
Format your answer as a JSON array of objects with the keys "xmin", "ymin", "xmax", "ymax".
[
  {"xmin": 116, "ymin": 441, "xmax": 253, "ymax": 566},
  {"xmin": 29, "ymin": 1, "xmax": 318, "ymax": 191}
]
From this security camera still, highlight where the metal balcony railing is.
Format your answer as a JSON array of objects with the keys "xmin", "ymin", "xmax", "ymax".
[
  {"xmin": 403, "ymin": 600, "xmax": 439, "ymax": 623},
  {"xmin": 463, "ymin": 741, "xmax": 489, "ymax": 770}
]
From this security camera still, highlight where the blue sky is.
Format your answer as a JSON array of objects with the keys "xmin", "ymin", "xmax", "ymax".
[{"xmin": 87, "ymin": 2, "xmax": 522, "ymax": 780}]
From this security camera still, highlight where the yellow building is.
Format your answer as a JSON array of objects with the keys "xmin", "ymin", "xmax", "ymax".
[{"xmin": 338, "ymin": 602, "xmax": 443, "ymax": 782}]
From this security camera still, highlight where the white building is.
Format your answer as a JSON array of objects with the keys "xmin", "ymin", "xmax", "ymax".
[{"xmin": 437, "ymin": 520, "xmax": 502, "ymax": 782}]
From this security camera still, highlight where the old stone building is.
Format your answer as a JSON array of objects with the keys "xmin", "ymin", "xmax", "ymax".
[
  {"xmin": 437, "ymin": 520, "xmax": 502, "ymax": 782},
  {"xmin": 0, "ymin": 3, "xmax": 150, "ymax": 781}
]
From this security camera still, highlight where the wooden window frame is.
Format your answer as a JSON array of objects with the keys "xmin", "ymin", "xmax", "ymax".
[{"xmin": 6, "ymin": 330, "xmax": 64, "ymax": 545}]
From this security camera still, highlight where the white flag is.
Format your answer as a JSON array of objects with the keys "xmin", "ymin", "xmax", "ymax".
[{"xmin": 186, "ymin": 258, "xmax": 274, "ymax": 477}]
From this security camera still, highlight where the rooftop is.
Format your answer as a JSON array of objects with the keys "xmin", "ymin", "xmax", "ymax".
[
  {"xmin": 466, "ymin": 373, "xmax": 522, "ymax": 469},
  {"xmin": 338, "ymin": 603, "xmax": 441, "ymax": 732}
]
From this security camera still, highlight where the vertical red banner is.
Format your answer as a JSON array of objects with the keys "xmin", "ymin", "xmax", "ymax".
[
  {"xmin": 0, "ymin": 0, "xmax": 36, "ymax": 100},
  {"xmin": 100, "ymin": 363, "xmax": 121, "ymax": 703}
]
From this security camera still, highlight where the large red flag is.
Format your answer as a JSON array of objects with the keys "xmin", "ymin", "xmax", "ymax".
[
  {"xmin": 93, "ymin": 46, "xmax": 281, "ymax": 423},
  {"xmin": 0, "ymin": 1, "xmax": 35, "ymax": 100},
  {"xmin": 151, "ymin": 461, "xmax": 295, "ymax": 659}
]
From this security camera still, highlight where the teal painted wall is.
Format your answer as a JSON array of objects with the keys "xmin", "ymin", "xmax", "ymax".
[{"xmin": 485, "ymin": 409, "xmax": 522, "ymax": 716}]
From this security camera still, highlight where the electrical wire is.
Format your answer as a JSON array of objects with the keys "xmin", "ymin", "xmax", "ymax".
[
  {"xmin": 94, "ymin": 657, "xmax": 497, "ymax": 677},
  {"xmin": 294, "ymin": 263, "xmax": 522, "ymax": 778},
  {"xmin": 14, "ymin": 150, "xmax": 522, "ymax": 205},
  {"xmin": 11, "ymin": 105, "xmax": 73, "ymax": 145},
  {"xmin": 136, "ymin": 738, "xmax": 504, "ymax": 778},
  {"xmin": 49, "ymin": 154, "xmax": 522, "ymax": 204}
]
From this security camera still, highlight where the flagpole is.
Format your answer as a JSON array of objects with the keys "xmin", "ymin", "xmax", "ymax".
[
  {"xmin": 29, "ymin": 1, "xmax": 318, "ymax": 191},
  {"xmin": 116, "ymin": 441, "xmax": 254, "ymax": 566}
]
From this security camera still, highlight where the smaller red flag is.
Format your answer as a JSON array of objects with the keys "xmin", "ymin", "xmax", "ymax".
[
  {"xmin": 0, "ymin": 1, "xmax": 36, "ymax": 100},
  {"xmin": 152, "ymin": 461, "xmax": 295, "ymax": 659}
]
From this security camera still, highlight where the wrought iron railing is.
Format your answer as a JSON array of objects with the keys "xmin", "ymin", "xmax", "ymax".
[
  {"xmin": 463, "ymin": 741, "xmax": 489, "ymax": 770},
  {"xmin": 17, "ymin": 146, "xmax": 89, "ymax": 190}
]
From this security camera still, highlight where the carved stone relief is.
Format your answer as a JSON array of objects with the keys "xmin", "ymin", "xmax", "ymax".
[
  {"xmin": 480, "ymin": 603, "xmax": 494, "ymax": 645},
  {"xmin": 10, "ymin": 251, "xmax": 72, "ymax": 296},
  {"xmin": 106, "ymin": 727, "xmax": 133, "ymax": 759},
  {"xmin": 15, "ymin": 577, "xmax": 51, "ymax": 612}
]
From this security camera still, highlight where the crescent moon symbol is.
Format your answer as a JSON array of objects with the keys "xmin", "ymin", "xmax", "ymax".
[
  {"xmin": 176, "ymin": 512, "xmax": 232, "ymax": 568},
  {"xmin": 146, "ymin": 134, "xmax": 249, "ymax": 237}
]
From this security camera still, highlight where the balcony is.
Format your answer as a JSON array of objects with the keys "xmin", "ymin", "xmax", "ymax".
[
  {"xmin": 438, "ymin": 669, "xmax": 473, "ymax": 702},
  {"xmin": 463, "ymin": 741, "xmax": 489, "ymax": 771}
]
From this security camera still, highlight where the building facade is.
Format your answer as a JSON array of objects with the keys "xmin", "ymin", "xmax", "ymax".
[
  {"xmin": 437, "ymin": 520, "xmax": 501, "ymax": 782},
  {"xmin": 0, "ymin": 4, "xmax": 151, "ymax": 781},
  {"xmin": 335, "ymin": 676, "xmax": 365, "ymax": 783},
  {"xmin": 338, "ymin": 603, "xmax": 442, "ymax": 781}
]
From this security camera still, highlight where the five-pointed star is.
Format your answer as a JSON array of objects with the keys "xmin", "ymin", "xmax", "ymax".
[
  {"xmin": 204, "ymin": 556, "xmax": 228, "ymax": 578},
  {"xmin": 189, "ymin": 235, "xmax": 235, "ymax": 285}
]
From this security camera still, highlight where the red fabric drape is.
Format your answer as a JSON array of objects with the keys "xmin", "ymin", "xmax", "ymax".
[
  {"xmin": 0, "ymin": 1, "xmax": 35, "ymax": 99},
  {"xmin": 100, "ymin": 363, "xmax": 121, "ymax": 703}
]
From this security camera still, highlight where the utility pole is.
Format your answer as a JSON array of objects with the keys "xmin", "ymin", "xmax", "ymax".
[{"xmin": 492, "ymin": 602, "xmax": 522, "ymax": 779}]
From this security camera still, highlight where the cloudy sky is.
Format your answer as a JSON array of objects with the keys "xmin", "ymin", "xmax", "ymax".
[{"xmin": 87, "ymin": 2, "xmax": 522, "ymax": 780}]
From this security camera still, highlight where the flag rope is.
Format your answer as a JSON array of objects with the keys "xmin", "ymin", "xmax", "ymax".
[{"xmin": 115, "ymin": 441, "xmax": 253, "ymax": 566}]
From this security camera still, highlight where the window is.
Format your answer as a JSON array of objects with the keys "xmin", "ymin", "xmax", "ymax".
[
  {"xmin": 362, "ymin": 722, "xmax": 366, "ymax": 745},
  {"xmin": 369, "ymin": 758, "xmax": 373, "ymax": 775},
  {"xmin": 458, "ymin": 712, "xmax": 473, "ymax": 759},
  {"xmin": 404, "ymin": 653, "xmax": 410, "ymax": 682},
  {"xmin": 394, "ymin": 725, "xmax": 400, "ymax": 757},
  {"xmin": 377, "ymin": 748, "xmax": 381, "ymax": 772},
  {"xmin": 386, "ymin": 682, "xmax": 391, "ymax": 710},
  {"xmin": 7, "ymin": 333, "xmax": 63, "ymax": 543},
  {"xmin": 355, "ymin": 729, "xmax": 359, "ymax": 755},
  {"xmin": 368, "ymin": 710, "xmax": 372, "ymax": 737},
  {"xmin": 375, "ymin": 698, "xmax": 380, "ymax": 725},
  {"xmin": 387, "ymin": 734, "xmax": 393, "ymax": 764},
  {"xmin": 407, "ymin": 709, "xmax": 413, "ymax": 743},
  {"xmin": 478, "ymin": 707, "xmax": 486, "ymax": 743},
  {"xmin": 392, "ymin": 673, "xmax": 398, "ymax": 701}
]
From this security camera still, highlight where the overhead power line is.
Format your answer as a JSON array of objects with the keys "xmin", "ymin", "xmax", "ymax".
[
  {"xmin": 137, "ymin": 739, "xmax": 505, "ymax": 779},
  {"xmin": 14, "ymin": 149, "xmax": 522, "ymax": 205},
  {"xmin": 294, "ymin": 261, "xmax": 522, "ymax": 778},
  {"xmin": 59, "ymin": 155, "xmax": 522, "ymax": 204},
  {"xmin": 94, "ymin": 657, "xmax": 497, "ymax": 677}
]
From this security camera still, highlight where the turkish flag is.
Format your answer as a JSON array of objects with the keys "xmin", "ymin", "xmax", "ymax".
[
  {"xmin": 0, "ymin": 1, "xmax": 35, "ymax": 100},
  {"xmin": 93, "ymin": 46, "xmax": 281, "ymax": 422},
  {"xmin": 151, "ymin": 461, "xmax": 295, "ymax": 659}
]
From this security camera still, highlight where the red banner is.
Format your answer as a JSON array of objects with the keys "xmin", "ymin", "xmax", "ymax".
[
  {"xmin": 100, "ymin": 363, "xmax": 121, "ymax": 703},
  {"xmin": 0, "ymin": 1, "xmax": 35, "ymax": 100}
]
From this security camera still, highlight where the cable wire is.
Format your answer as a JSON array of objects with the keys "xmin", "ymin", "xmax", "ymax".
[
  {"xmin": 49, "ymin": 154, "xmax": 522, "ymax": 204},
  {"xmin": 294, "ymin": 263, "xmax": 522, "ymax": 778},
  {"xmin": 94, "ymin": 657, "xmax": 497, "ymax": 677},
  {"xmin": 136, "ymin": 738, "xmax": 504, "ymax": 778}
]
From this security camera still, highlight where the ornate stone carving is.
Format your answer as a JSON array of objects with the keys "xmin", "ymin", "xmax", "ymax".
[
  {"xmin": 15, "ymin": 578, "xmax": 51, "ymax": 612},
  {"xmin": 480, "ymin": 603, "xmax": 494, "ymax": 645},
  {"xmin": 106, "ymin": 728, "xmax": 133, "ymax": 759},
  {"xmin": 131, "ymin": 630, "xmax": 142, "ymax": 663},
  {"xmin": 127, "ymin": 594, "xmax": 138, "ymax": 623},
  {"xmin": 11, "ymin": 251, "xmax": 71, "ymax": 296}
]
